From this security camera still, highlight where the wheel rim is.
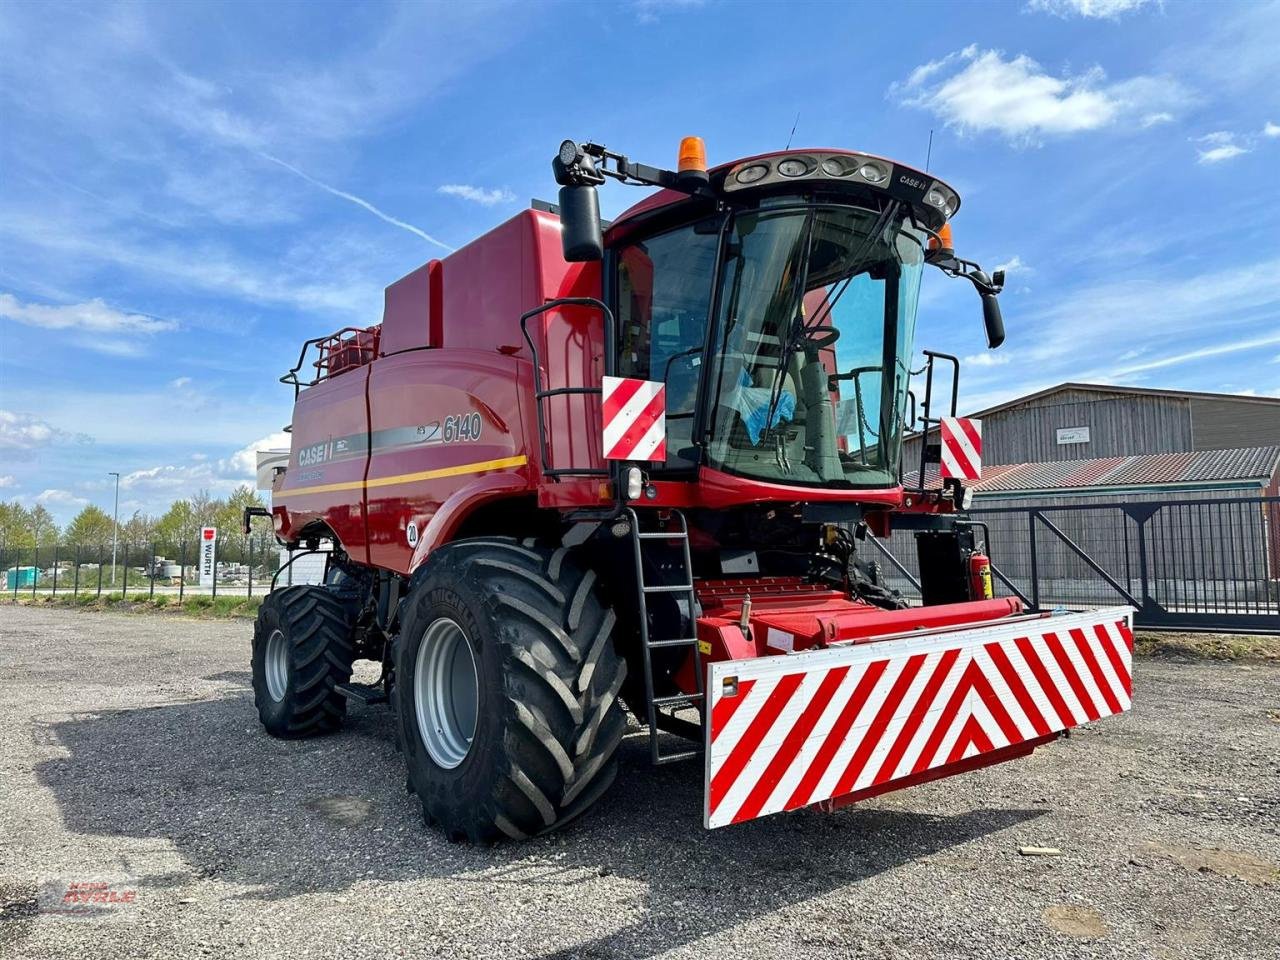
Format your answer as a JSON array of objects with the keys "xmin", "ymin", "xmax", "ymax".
[
  {"xmin": 414, "ymin": 617, "xmax": 479, "ymax": 769},
  {"xmin": 264, "ymin": 628, "xmax": 289, "ymax": 701}
]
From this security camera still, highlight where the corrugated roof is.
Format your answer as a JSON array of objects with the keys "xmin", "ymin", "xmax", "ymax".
[{"xmin": 904, "ymin": 446, "xmax": 1280, "ymax": 493}]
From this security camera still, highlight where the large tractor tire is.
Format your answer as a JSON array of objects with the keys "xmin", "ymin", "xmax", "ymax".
[
  {"xmin": 251, "ymin": 585, "xmax": 356, "ymax": 738},
  {"xmin": 395, "ymin": 538, "xmax": 627, "ymax": 842}
]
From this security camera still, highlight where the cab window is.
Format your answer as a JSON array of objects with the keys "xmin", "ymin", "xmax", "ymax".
[{"xmin": 615, "ymin": 220, "xmax": 719, "ymax": 470}]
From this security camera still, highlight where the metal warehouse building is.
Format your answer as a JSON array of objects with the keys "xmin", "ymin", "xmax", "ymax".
[{"xmin": 891, "ymin": 383, "xmax": 1280, "ymax": 630}]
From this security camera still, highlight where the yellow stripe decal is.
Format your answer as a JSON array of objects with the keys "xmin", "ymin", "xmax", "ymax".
[{"xmin": 279, "ymin": 455, "xmax": 528, "ymax": 498}]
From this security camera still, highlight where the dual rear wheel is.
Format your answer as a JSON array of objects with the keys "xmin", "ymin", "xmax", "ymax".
[{"xmin": 250, "ymin": 539, "xmax": 628, "ymax": 841}]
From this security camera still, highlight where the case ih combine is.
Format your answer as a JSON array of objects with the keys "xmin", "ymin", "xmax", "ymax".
[{"xmin": 252, "ymin": 137, "xmax": 1133, "ymax": 841}]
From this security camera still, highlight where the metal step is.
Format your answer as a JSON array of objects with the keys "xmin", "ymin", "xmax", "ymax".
[
  {"xmin": 653, "ymin": 692, "xmax": 704, "ymax": 708},
  {"xmin": 637, "ymin": 530, "xmax": 688, "ymax": 540},
  {"xmin": 655, "ymin": 749, "xmax": 700, "ymax": 766},
  {"xmin": 334, "ymin": 682, "xmax": 388, "ymax": 705},
  {"xmin": 647, "ymin": 637, "xmax": 699, "ymax": 649},
  {"xmin": 641, "ymin": 583, "xmax": 695, "ymax": 594}
]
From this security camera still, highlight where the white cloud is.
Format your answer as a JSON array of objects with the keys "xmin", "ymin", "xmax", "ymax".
[
  {"xmin": 35, "ymin": 488, "xmax": 90, "ymax": 509},
  {"xmin": 222, "ymin": 431, "xmax": 291, "ymax": 479},
  {"xmin": 0, "ymin": 475, "xmax": 16, "ymax": 489},
  {"xmin": 1141, "ymin": 112, "xmax": 1174, "ymax": 128},
  {"xmin": 169, "ymin": 376, "xmax": 193, "ymax": 389},
  {"xmin": 1195, "ymin": 131, "xmax": 1250, "ymax": 164},
  {"xmin": 1026, "ymin": 0, "xmax": 1156, "ymax": 19},
  {"xmin": 995, "ymin": 255, "xmax": 1029, "ymax": 276},
  {"xmin": 634, "ymin": 0, "xmax": 707, "ymax": 24},
  {"xmin": 1109, "ymin": 332, "xmax": 1280, "ymax": 376},
  {"xmin": 1263, "ymin": 121, "xmax": 1280, "ymax": 138},
  {"xmin": 962, "ymin": 352, "xmax": 1012, "ymax": 367},
  {"xmin": 0, "ymin": 410, "xmax": 91, "ymax": 454},
  {"xmin": 0, "ymin": 292, "xmax": 176, "ymax": 340},
  {"xmin": 115, "ymin": 430, "xmax": 290, "ymax": 502},
  {"xmin": 894, "ymin": 45, "xmax": 1186, "ymax": 143},
  {"xmin": 437, "ymin": 184, "xmax": 518, "ymax": 208}
]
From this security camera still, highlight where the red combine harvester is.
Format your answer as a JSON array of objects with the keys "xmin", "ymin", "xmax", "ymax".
[{"xmin": 252, "ymin": 137, "xmax": 1133, "ymax": 841}]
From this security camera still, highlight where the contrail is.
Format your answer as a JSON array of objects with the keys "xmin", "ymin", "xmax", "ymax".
[{"xmin": 260, "ymin": 153, "xmax": 455, "ymax": 252}]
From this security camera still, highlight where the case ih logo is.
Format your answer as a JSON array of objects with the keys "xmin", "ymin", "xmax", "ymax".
[{"xmin": 601, "ymin": 376, "xmax": 666, "ymax": 462}]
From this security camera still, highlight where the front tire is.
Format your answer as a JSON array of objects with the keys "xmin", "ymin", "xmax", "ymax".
[
  {"xmin": 395, "ymin": 538, "xmax": 627, "ymax": 842},
  {"xmin": 251, "ymin": 585, "xmax": 356, "ymax": 738}
]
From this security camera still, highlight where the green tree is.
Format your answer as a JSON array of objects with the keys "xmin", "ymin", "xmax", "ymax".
[
  {"xmin": 0, "ymin": 501, "xmax": 35, "ymax": 554},
  {"xmin": 155, "ymin": 499, "xmax": 196, "ymax": 546},
  {"xmin": 216, "ymin": 485, "xmax": 268, "ymax": 563},
  {"xmin": 64, "ymin": 505, "xmax": 115, "ymax": 546},
  {"xmin": 29, "ymin": 505, "xmax": 58, "ymax": 546},
  {"xmin": 122, "ymin": 510, "xmax": 156, "ymax": 545}
]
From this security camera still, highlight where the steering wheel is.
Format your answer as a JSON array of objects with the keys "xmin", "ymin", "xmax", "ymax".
[{"xmin": 804, "ymin": 325, "xmax": 840, "ymax": 348}]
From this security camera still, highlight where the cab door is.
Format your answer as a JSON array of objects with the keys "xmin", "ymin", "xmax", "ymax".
[{"xmin": 611, "ymin": 218, "xmax": 721, "ymax": 474}]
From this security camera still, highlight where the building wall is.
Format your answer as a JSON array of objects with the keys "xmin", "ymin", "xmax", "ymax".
[
  {"xmin": 904, "ymin": 390, "xmax": 1194, "ymax": 468},
  {"xmin": 1190, "ymin": 398, "xmax": 1280, "ymax": 450}
]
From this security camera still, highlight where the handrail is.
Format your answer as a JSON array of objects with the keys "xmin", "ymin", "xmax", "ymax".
[{"xmin": 280, "ymin": 326, "xmax": 380, "ymax": 398}]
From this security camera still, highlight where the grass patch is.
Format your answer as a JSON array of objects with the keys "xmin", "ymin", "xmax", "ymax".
[
  {"xmin": 1134, "ymin": 631, "xmax": 1280, "ymax": 664},
  {"xmin": 8, "ymin": 592, "xmax": 263, "ymax": 620}
]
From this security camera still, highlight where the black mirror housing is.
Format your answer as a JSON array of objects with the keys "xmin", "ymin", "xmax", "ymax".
[
  {"xmin": 982, "ymin": 293, "xmax": 1005, "ymax": 349},
  {"xmin": 558, "ymin": 184, "xmax": 603, "ymax": 262}
]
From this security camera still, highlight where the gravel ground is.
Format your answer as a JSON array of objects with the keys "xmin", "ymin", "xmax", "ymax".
[{"xmin": 1, "ymin": 605, "xmax": 1276, "ymax": 960}]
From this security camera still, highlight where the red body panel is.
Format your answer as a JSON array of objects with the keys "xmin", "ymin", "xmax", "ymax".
[{"xmin": 274, "ymin": 210, "xmax": 615, "ymax": 572}]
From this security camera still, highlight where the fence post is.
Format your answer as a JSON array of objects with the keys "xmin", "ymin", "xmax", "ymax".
[
  {"xmin": 247, "ymin": 536, "xmax": 254, "ymax": 598},
  {"xmin": 1027, "ymin": 511, "xmax": 1040, "ymax": 612},
  {"xmin": 32, "ymin": 545, "xmax": 39, "ymax": 598},
  {"xmin": 51, "ymin": 542, "xmax": 59, "ymax": 597},
  {"xmin": 1135, "ymin": 514, "xmax": 1151, "ymax": 616},
  {"xmin": 149, "ymin": 541, "xmax": 156, "ymax": 600},
  {"xmin": 179, "ymin": 540, "xmax": 186, "ymax": 602},
  {"xmin": 97, "ymin": 544, "xmax": 104, "ymax": 597},
  {"xmin": 74, "ymin": 546, "xmax": 81, "ymax": 597},
  {"xmin": 122, "ymin": 543, "xmax": 129, "ymax": 597}
]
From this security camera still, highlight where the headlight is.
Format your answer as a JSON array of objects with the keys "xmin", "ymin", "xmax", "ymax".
[
  {"xmin": 777, "ymin": 158, "xmax": 809, "ymax": 177},
  {"xmin": 820, "ymin": 158, "xmax": 847, "ymax": 176},
  {"xmin": 735, "ymin": 164, "xmax": 769, "ymax": 184},
  {"xmin": 926, "ymin": 188, "xmax": 947, "ymax": 208},
  {"xmin": 858, "ymin": 162, "xmax": 888, "ymax": 183},
  {"xmin": 558, "ymin": 140, "xmax": 580, "ymax": 165}
]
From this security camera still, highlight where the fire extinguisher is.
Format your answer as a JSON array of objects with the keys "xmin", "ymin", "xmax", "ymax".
[{"xmin": 969, "ymin": 552, "xmax": 994, "ymax": 600}]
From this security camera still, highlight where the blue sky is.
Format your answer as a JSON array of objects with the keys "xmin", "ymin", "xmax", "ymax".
[{"xmin": 2, "ymin": 0, "xmax": 1278, "ymax": 524}]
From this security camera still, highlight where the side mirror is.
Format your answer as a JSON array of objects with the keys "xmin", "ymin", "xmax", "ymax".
[
  {"xmin": 558, "ymin": 184, "xmax": 603, "ymax": 262},
  {"xmin": 982, "ymin": 293, "xmax": 1005, "ymax": 349}
]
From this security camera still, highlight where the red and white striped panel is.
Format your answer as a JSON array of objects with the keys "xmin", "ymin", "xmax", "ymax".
[
  {"xmin": 940, "ymin": 417, "xmax": 982, "ymax": 480},
  {"xmin": 705, "ymin": 607, "xmax": 1133, "ymax": 828},
  {"xmin": 601, "ymin": 376, "xmax": 666, "ymax": 462}
]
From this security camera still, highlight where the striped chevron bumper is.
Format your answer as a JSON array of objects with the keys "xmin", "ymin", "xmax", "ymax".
[{"xmin": 705, "ymin": 607, "xmax": 1134, "ymax": 828}]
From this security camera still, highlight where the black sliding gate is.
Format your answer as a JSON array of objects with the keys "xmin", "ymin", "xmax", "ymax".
[{"xmin": 870, "ymin": 496, "xmax": 1280, "ymax": 633}]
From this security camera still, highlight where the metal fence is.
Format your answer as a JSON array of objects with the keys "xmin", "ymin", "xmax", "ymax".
[
  {"xmin": 869, "ymin": 496, "xmax": 1280, "ymax": 633},
  {"xmin": 0, "ymin": 534, "xmax": 325, "ymax": 603}
]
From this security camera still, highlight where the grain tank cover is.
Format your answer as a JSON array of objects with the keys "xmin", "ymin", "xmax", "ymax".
[{"xmin": 380, "ymin": 260, "xmax": 442, "ymax": 356}]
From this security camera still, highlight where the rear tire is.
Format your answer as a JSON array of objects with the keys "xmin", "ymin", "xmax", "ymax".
[
  {"xmin": 395, "ymin": 538, "xmax": 627, "ymax": 842},
  {"xmin": 252, "ymin": 585, "xmax": 356, "ymax": 738}
]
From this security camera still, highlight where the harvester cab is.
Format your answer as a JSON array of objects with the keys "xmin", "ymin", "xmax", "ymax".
[{"xmin": 254, "ymin": 135, "xmax": 1134, "ymax": 842}]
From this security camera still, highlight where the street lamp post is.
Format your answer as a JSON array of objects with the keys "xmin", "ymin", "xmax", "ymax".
[{"xmin": 109, "ymin": 471, "xmax": 120, "ymax": 586}]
